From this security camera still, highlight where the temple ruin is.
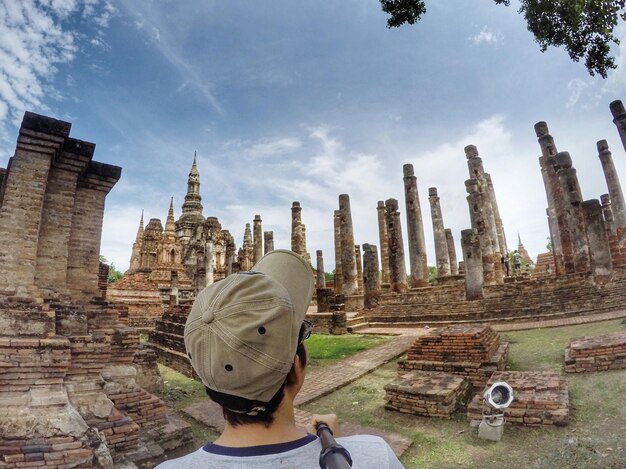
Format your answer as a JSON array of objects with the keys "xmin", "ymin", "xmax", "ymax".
[{"xmin": 0, "ymin": 112, "xmax": 190, "ymax": 468}]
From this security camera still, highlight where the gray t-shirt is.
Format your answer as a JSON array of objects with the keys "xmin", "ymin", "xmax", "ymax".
[{"xmin": 155, "ymin": 433, "xmax": 405, "ymax": 468}]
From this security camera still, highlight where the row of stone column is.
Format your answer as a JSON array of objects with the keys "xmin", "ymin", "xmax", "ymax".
[{"xmin": 536, "ymin": 114, "xmax": 626, "ymax": 279}]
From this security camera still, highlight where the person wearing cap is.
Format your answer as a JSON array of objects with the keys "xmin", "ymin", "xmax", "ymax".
[{"xmin": 156, "ymin": 249, "xmax": 404, "ymax": 468}]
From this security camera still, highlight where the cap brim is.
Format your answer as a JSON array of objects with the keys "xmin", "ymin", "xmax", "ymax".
[{"xmin": 252, "ymin": 250, "xmax": 314, "ymax": 322}]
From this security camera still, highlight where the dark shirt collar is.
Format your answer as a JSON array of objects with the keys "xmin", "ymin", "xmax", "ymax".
[{"xmin": 202, "ymin": 434, "xmax": 317, "ymax": 457}]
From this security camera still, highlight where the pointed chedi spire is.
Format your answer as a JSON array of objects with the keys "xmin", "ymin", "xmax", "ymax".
[
  {"xmin": 177, "ymin": 153, "xmax": 205, "ymax": 244},
  {"xmin": 165, "ymin": 197, "xmax": 176, "ymax": 235},
  {"xmin": 135, "ymin": 210, "xmax": 144, "ymax": 242},
  {"xmin": 243, "ymin": 223, "xmax": 252, "ymax": 246}
]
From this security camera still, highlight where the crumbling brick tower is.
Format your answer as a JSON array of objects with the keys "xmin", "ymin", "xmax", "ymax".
[{"xmin": 0, "ymin": 113, "xmax": 189, "ymax": 468}]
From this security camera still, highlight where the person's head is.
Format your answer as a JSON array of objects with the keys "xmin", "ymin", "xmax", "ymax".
[{"xmin": 184, "ymin": 250, "xmax": 315, "ymax": 427}]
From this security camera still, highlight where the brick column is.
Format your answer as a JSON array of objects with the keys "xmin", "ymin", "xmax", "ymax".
[
  {"xmin": 582, "ymin": 199, "xmax": 613, "ymax": 282},
  {"xmin": 333, "ymin": 209, "xmax": 343, "ymax": 294},
  {"xmin": 206, "ymin": 241, "xmax": 215, "ymax": 286},
  {"xmin": 376, "ymin": 201, "xmax": 390, "ymax": 284},
  {"xmin": 385, "ymin": 198, "xmax": 407, "ymax": 292},
  {"xmin": 484, "ymin": 173, "xmax": 508, "ymax": 255},
  {"xmin": 362, "ymin": 243, "xmax": 380, "ymax": 308},
  {"xmin": 403, "ymin": 164, "xmax": 428, "ymax": 287},
  {"xmin": 461, "ymin": 229, "xmax": 483, "ymax": 300},
  {"xmin": 0, "ymin": 113, "xmax": 68, "ymax": 296},
  {"xmin": 316, "ymin": 250, "xmax": 325, "ymax": 289},
  {"xmin": 535, "ymin": 121, "xmax": 564, "ymax": 275},
  {"xmin": 291, "ymin": 202, "xmax": 303, "ymax": 254},
  {"xmin": 355, "ymin": 244, "xmax": 363, "ymax": 294},
  {"xmin": 35, "ymin": 139, "xmax": 93, "ymax": 299},
  {"xmin": 66, "ymin": 161, "xmax": 121, "ymax": 303},
  {"xmin": 465, "ymin": 179, "xmax": 496, "ymax": 285},
  {"xmin": 445, "ymin": 228, "xmax": 458, "ymax": 275},
  {"xmin": 554, "ymin": 151, "xmax": 590, "ymax": 273},
  {"xmin": 263, "ymin": 231, "xmax": 274, "ymax": 254},
  {"xmin": 465, "ymin": 145, "xmax": 502, "ymax": 284},
  {"xmin": 338, "ymin": 194, "xmax": 358, "ymax": 296},
  {"xmin": 428, "ymin": 187, "xmax": 451, "ymax": 277},
  {"xmin": 597, "ymin": 140, "xmax": 626, "ymax": 229},
  {"xmin": 610, "ymin": 100, "xmax": 626, "ymax": 153},
  {"xmin": 600, "ymin": 194, "xmax": 616, "ymax": 235},
  {"xmin": 253, "ymin": 214, "xmax": 263, "ymax": 264}
]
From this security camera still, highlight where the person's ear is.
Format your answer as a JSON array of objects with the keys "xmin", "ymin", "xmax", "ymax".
[{"xmin": 286, "ymin": 354, "xmax": 304, "ymax": 388}]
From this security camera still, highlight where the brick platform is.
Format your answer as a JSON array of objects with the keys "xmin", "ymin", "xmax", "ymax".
[
  {"xmin": 398, "ymin": 325, "xmax": 509, "ymax": 389},
  {"xmin": 384, "ymin": 371, "xmax": 470, "ymax": 418},
  {"xmin": 564, "ymin": 331, "xmax": 626, "ymax": 372},
  {"xmin": 467, "ymin": 371, "xmax": 569, "ymax": 426}
]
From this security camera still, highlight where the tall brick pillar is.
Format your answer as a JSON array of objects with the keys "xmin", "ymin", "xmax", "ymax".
[
  {"xmin": 582, "ymin": 199, "xmax": 613, "ymax": 282},
  {"xmin": 333, "ymin": 209, "xmax": 343, "ymax": 294},
  {"xmin": 610, "ymin": 100, "xmax": 626, "ymax": 153},
  {"xmin": 263, "ymin": 231, "xmax": 274, "ymax": 254},
  {"xmin": 253, "ymin": 214, "xmax": 263, "ymax": 264},
  {"xmin": 362, "ymin": 243, "xmax": 380, "ymax": 309},
  {"xmin": 461, "ymin": 228, "xmax": 483, "ymax": 300},
  {"xmin": 0, "ymin": 113, "xmax": 68, "ymax": 297},
  {"xmin": 484, "ymin": 173, "xmax": 508, "ymax": 255},
  {"xmin": 338, "ymin": 194, "xmax": 358, "ymax": 296},
  {"xmin": 597, "ymin": 140, "xmax": 626, "ymax": 229},
  {"xmin": 385, "ymin": 198, "xmax": 407, "ymax": 293},
  {"xmin": 376, "ymin": 201, "xmax": 390, "ymax": 284},
  {"xmin": 465, "ymin": 179, "xmax": 496, "ymax": 285},
  {"xmin": 35, "ymin": 138, "xmax": 94, "ymax": 299},
  {"xmin": 600, "ymin": 194, "xmax": 616, "ymax": 235},
  {"xmin": 66, "ymin": 161, "xmax": 121, "ymax": 303},
  {"xmin": 428, "ymin": 187, "xmax": 451, "ymax": 278},
  {"xmin": 465, "ymin": 145, "xmax": 502, "ymax": 284},
  {"xmin": 355, "ymin": 244, "xmax": 363, "ymax": 294},
  {"xmin": 445, "ymin": 228, "xmax": 458, "ymax": 275},
  {"xmin": 316, "ymin": 250, "xmax": 325, "ymax": 289},
  {"xmin": 403, "ymin": 164, "xmax": 429, "ymax": 287},
  {"xmin": 554, "ymin": 151, "xmax": 590, "ymax": 274},
  {"xmin": 535, "ymin": 121, "xmax": 564, "ymax": 275}
]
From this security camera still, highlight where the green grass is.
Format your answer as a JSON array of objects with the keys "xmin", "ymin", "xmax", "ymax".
[
  {"xmin": 303, "ymin": 319, "xmax": 626, "ymax": 469},
  {"xmin": 305, "ymin": 333, "xmax": 391, "ymax": 368},
  {"xmin": 502, "ymin": 319, "xmax": 626, "ymax": 371}
]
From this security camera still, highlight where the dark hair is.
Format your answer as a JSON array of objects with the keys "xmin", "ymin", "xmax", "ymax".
[{"xmin": 206, "ymin": 340, "xmax": 308, "ymax": 427}]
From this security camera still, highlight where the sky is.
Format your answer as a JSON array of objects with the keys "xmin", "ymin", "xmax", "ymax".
[{"xmin": 1, "ymin": 0, "xmax": 626, "ymax": 273}]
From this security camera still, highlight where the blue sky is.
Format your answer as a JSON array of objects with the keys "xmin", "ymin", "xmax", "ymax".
[{"xmin": 1, "ymin": 0, "xmax": 626, "ymax": 273}]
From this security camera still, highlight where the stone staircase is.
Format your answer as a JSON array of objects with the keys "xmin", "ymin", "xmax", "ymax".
[{"xmin": 346, "ymin": 311, "xmax": 369, "ymax": 332}]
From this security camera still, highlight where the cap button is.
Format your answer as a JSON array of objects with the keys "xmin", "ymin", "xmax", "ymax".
[{"xmin": 202, "ymin": 309, "xmax": 215, "ymax": 324}]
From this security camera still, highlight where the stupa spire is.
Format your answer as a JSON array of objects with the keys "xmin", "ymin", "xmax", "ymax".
[{"xmin": 165, "ymin": 197, "xmax": 175, "ymax": 234}]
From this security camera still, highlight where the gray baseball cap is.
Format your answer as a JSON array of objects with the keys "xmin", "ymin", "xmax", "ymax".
[{"xmin": 184, "ymin": 249, "xmax": 314, "ymax": 403}]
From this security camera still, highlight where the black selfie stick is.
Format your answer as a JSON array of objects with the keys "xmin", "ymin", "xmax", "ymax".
[{"xmin": 316, "ymin": 422, "xmax": 353, "ymax": 469}]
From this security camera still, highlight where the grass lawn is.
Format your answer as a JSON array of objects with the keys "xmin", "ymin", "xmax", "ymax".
[
  {"xmin": 302, "ymin": 318, "xmax": 626, "ymax": 469},
  {"xmin": 306, "ymin": 333, "xmax": 391, "ymax": 368}
]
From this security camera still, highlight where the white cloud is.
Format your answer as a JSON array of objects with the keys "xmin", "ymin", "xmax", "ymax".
[
  {"xmin": 0, "ymin": 0, "xmax": 115, "ymax": 161},
  {"xmin": 470, "ymin": 26, "xmax": 501, "ymax": 45},
  {"xmin": 566, "ymin": 78, "xmax": 589, "ymax": 109}
]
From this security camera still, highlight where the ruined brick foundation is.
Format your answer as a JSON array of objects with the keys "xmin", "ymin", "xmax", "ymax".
[{"xmin": 564, "ymin": 331, "xmax": 626, "ymax": 372}]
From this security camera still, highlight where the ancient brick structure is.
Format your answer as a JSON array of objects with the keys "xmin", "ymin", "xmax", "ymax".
[
  {"xmin": 610, "ymin": 99, "xmax": 626, "ymax": 152},
  {"xmin": 384, "ymin": 371, "xmax": 471, "ymax": 418},
  {"xmin": 398, "ymin": 325, "xmax": 509, "ymax": 389},
  {"xmin": 385, "ymin": 198, "xmax": 407, "ymax": 293},
  {"xmin": 461, "ymin": 228, "xmax": 483, "ymax": 300},
  {"xmin": 467, "ymin": 371, "xmax": 569, "ymax": 426},
  {"xmin": 0, "ymin": 112, "xmax": 190, "ymax": 468},
  {"xmin": 333, "ymin": 209, "xmax": 343, "ymax": 293},
  {"xmin": 582, "ymin": 199, "xmax": 613, "ymax": 282},
  {"xmin": 264, "ymin": 230, "xmax": 274, "ymax": 254},
  {"xmin": 536, "ymin": 121, "xmax": 565, "ymax": 275},
  {"xmin": 428, "ymin": 187, "xmax": 451, "ymax": 278},
  {"xmin": 403, "ymin": 164, "xmax": 429, "ymax": 287},
  {"xmin": 355, "ymin": 244, "xmax": 364, "ymax": 294},
  {"xmin": 338, "ymin": 195, "xmax": 358, "ymax": 295},
  {"xmin": 291, "ymin": 201, "xmax": 311, "ymax": 264},
  {"xmin": 516, "ymin": 234, "xmax": 535, "ymax": 268},
  {"xmin": 253, "ymin": 214, "xmax": 263, "ymax": 264},
  {"xmin": 148, "ymin": 304, "xmax": 196, "ymax": 378},
  {"xmin": 376, "ymin": 200, "xmax": 391, "ymax": 284},
  {"xmin": 564, "ymin": 331, "xmax": 626, "ymax": 372},
  {"xmin": 598, "ymin": 139, "xmax": 626, "ymax": 229},
  {"xmin": 445, "ymin": 228, "xmax": 459, "ymax": 276},
  {"xmin": 465, "ymin": 145, "xmax": 503, "ymax": 286},
  {"xmin": 362, "ymin": 243, "xmax": 380, "ymax": 309},
  {"xmin": 601, "ymin": 193, "xmax": 617, "ymax": 235},
  {"xmin": 238, "ymin": 223, "xmax": 254, "ymax": 271},
  {"xmin": 316, "ymin": 250, "xmax": 325, "ymax": 288}
]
